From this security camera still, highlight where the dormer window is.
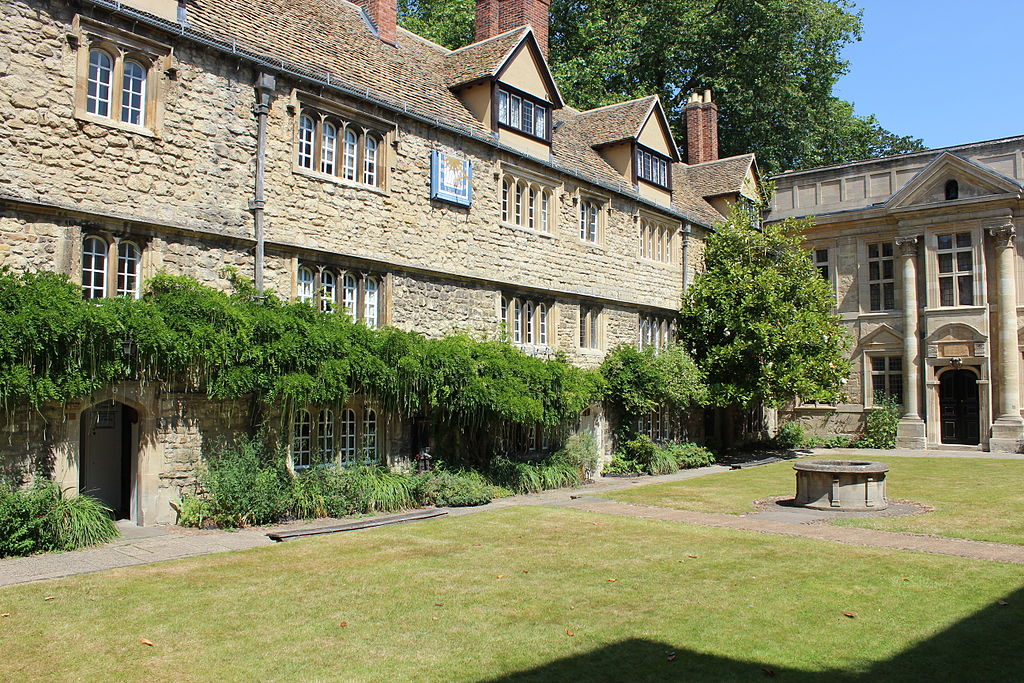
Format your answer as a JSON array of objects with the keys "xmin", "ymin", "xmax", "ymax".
[
  {"xmin": 636, "ymin": 146, "xmax": 670, "ymax": 189},
  {"xmin": 497, "ymin": 87, "xmax": 550, "ymax": 141}
]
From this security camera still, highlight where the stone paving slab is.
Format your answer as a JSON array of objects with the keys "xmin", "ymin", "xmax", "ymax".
[{"xmin": 565, "ymin": 499, "xmax": 1024, "ymax": 564}]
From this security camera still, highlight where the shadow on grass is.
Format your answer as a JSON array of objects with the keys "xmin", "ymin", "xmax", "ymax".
[{"xmin": 482, "ymin": 586, "xmax": 1024, "ymax": 682}]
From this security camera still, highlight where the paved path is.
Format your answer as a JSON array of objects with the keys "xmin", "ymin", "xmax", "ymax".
[
  {"xmin": 563, "ymin": 499, "xmax": 1024, "ymax": 564},
  {"xmin": 2, "ymin": 448, "xmax": 1022, "ymax": 587}
]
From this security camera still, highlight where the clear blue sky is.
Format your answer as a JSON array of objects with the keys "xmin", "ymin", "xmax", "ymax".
[{"xmin": 834, "ymin": 1, "xmax": 1024, "ymax": 149}]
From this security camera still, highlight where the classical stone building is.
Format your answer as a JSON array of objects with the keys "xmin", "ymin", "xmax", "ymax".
[
  {"xmin": 771, "ymin": 137, "xmax": 1024, "ymax": 452},
  {"xmin": 0, "ymin": 0, "xmax": 758, "ymax": 523}
]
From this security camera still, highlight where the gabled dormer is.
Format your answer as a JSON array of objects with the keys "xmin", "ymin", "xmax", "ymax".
[
  {"xmin": 445, "ymin": 27, "xmax": 564, "ymax": 159},
  {"xmin": 575, "ymin": 96, "xmax": 681, "ymax": 206}
]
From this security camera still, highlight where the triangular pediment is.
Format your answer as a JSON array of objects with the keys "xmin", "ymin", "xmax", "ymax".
[
  {"xmin": 886, "ymin": 152, "xmax": 1023, "ymax": 209},
  {"xmin": 494, "ymin": 30, "xmax": 564, "ymax": 107},
  {"xmin": 859, "ymin": 324, "xmax": 902, "ymax": 348}
]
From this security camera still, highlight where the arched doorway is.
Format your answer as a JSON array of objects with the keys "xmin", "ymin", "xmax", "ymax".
[
  {"xmin": 939, "ymin": 370, "xmax": 980, "ymax": 445},
  {"xmin": 79, "ymin": 401, "xmax": 139, "ymax": 520}
]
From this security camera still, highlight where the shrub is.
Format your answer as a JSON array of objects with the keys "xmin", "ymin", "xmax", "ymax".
[
  {"xmin": 822, "ymin": 435, "xmax": 855, "ymax": 449},
  {"xmin": 0, "ymin": 481, "xmax": 117, "ymax": 558},
  {"xmin": 774, "ymin": 421, "xmax": 807, "ymax": 449},
  {"xmin": 199, "ymin": 436, "xmax": 292, "ymax": 528},
  {"xmin": 858, "ymin": 393, "xmax": 901, "ymax": 449},
  {"xmin": 488, "ymin": 454, "xmax": 582, "ymax": 494},
  {"xmin": 554, "ymin": 432, "xmax": 599, "ymax": 478},
  {"xmin": 661, "ymin": 442, "xmax": 716, "ymax": 469},
  {"xmin": 344, "ymin": 466, "xmax": 417, "ymax": 513},
  {"xmin": 603, "ymin": 452, "xmax": 642, "ymax": 475},
  {"xmin": 176, "ymin": 496, "xmax": 212, "ymax": 528},
  {"xmin": 414, "ymin": 470, "xmax": 492, "ymax": 507},
  {"xmin": 290, "ymin": 466, "xmax": 358, "ymax": 519}
]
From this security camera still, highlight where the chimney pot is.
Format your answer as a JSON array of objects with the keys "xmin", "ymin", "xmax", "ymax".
[{"xmin": 684, "ymin": 90, "xmax": 719, "ymax": 164}]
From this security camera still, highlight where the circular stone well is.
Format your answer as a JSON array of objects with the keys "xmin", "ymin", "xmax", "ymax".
[{"xmin": 793, "ymin": 460, "xmax": 889, "ymax": 511}]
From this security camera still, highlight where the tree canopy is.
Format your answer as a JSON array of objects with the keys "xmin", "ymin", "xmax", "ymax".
[
  {"xmin": 679, "ymin": 205, "xmax": 851, "ymax": 408},
  {"xmin": 398, "ymin": 0, "xmax": 925, "ymax": 173}
]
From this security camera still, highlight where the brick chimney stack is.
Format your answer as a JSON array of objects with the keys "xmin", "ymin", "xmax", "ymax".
[
  {"xmin": 362, "ymin": 0, "xmax": 397, "ymax": 45},
  {"xmin": 684, "ymin": 90, "xmax": 719, "ymax": 165},
  {"xmin": 476, "ymin": 0, "xmax": 552, "ymax": 54}
]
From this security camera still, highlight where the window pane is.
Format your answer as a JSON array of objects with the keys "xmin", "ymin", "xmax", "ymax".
[
  {"xmin": 956, "ymin": 251, "xmax": 972, "ymax": 272},
  {"xmin": 515, "ymin": 183, "xmax": 524, "ymax": 225},
  {"xmin": 522, "ymin": 100, "xmax": 534, "ymax": 135},
  {"xmin": 293, "ymin": 409, "xmax": 311, "ymax": 470},
  {"xmin": 514, "ymin": 300, "xmax": 523, "ymax": 343},
  {"xmin": 121, "ymin": 60, "xmax": 146, "ymax": 126},
  {"xmin": 363, "ymin": 409, "xmax": 377, "ymax": 462},
  {"xmin": 340, "ymin": 409, "xmax": 356, "ymax": 465},
  {"xmin": 815, "ymin": 249, "xmax": 828, "ymax": 263},
  {"xmin": 868, "ymin": 243, "xmax": 879, "ymax": 259},
  {"xmin": 888, "ymin": 357, "xmax": 902, "ymax": 372},
  {"xmin": 579, "ymin": 310, "xmax": 587, "ymax": 348},
  {"xmin": 82, "ymin": 236, "xmax": 107, "ymax": 299},
  {"xmin": 510, "ymin": 95, "xmax": 521, "ymax": 128},
  {"xmin": 938, "ymin": 253, "xmax": 954, "ymax": 274},
  {"xmin": 318, "ymin": 409, "xmax": 335, "ymax": 463},
  {"xmin": 882, "ymin": 260, "xmax": 893, "ymax": 280},
  {"xmin": 937, "ymin": 234, "xmax": 953, "ymax": 250},
  {"xmin": 297, "ymin": 267, "xmax": 315, "ymax": 303},
  {"xmin": 116, "ymin": 242, "xmax": 140, "ymax": 298},
  {"xmin": 869, "ymin": 261, "xmax": 880, "ymax": 281},
  {"xmin": 939, "ymin": 277, "xmax": 954, "ymax": 306},
  {"xmin": 871, "ymin": 374, "xmax": 885, "ymax": 397},
  {"xmin": 956, "ymin": 232, "xmax": 972, "ymax": 248},
  {"xmin": 540, "ymin": 192, "xmax": 549, "ymax": 232},
  {"xmin": 342, "ymin": 274, "xmax": 357, "ymax": 315},
  {"xmin": 889, "ymin": 375, "xmax": 903, "ymax": 404},
  {"xmin": 534, "ymin": 106, "xmax": 546, "ymax": 137},
  {"xmin": 528, "ymin": 187, "xmax": 536, "ymax": 229},
  {"xmin": 958, "ymin": 275, "xmax": 973, "ymax": 306},
  {"xmin": 871, "ymin": 357, "xmax": 886, "ymax": 372},
  {"xmin": 321, "ymin": 122, "xmax": 337, "ymax": 175},
  {"xmin": 498, "ymin": 90, "xmax": 509, "ymax": 125},
  {"xmin": 538, "ymin": 304, "xmax": 547, "ymax": 345},
  {"xmin": 298, "ymin": 115, "xmax": 315, "ymax": 169},
  {"xmin": 87, "ymin": 50, "xmax": 112, "ymax": 118},
  {"xmin": 343, "ymin": 129, "xmax": 358, "ymax": 180},
  {"xmin": 525, "ymin": 301, "xmax": 534, "ymax": 343},
  {"xmin": 320, "ymin": 270, "xmax": 336, "ymax": 312},
  {"xmin": 881, "ymin": 243, "xmax": 893, "ymax": 258},
  {"xmin": 363, "ymin": 136, "xmax": 378, "ymax": 186},
  {"xmin": 501, "ymin": 179, "xmax": 510, "ymax": 222},
  {"xmin": 883, "ymin": 283, "xmax": 895, "ymax": 311},
  {"xmin": 364, "ymin": 278, "xmax": 379, "ymax": 328},
  {"xmin": 869, "ymin": 283, "xmax": 880, "ymax": 311}
]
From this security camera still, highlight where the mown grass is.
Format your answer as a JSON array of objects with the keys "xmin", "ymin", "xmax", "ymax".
[
  {"xmin": 0, "ymin": 506, "xmax": 1021, "ymax": 682},
  {"xmin": 607, "ymin": 456, "xmax": 1024, "ymax": 545}
]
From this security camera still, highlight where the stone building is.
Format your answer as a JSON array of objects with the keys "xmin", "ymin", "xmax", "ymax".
[
  {"xmin": 770, "ymin": 136, "xmax": 1024, "ymax": 452},
  {"xmin": 0, "ymin": 0, "xmax": 758, "ymax": 523}
]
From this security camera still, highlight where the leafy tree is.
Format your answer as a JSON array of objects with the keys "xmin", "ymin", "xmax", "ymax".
[
  {"xmin": 679, "ymin": 204, "xmax": 851, "ymax": 408},
  {"xmin": 399, "ymin": 0, "xmax": 925, "ymax": 172}
]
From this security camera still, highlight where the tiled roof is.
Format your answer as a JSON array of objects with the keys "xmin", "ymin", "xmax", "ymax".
[
  {"xmin": 177, "ymin": 0, "xmax": 736, "ymax": 226},
  {"xmin": 444, "ymin": 27, "xmax": 530, "ymax": 89},
  {"xmin": 681, "ymin": 154, "xmax": 756, "ymax": 199}
]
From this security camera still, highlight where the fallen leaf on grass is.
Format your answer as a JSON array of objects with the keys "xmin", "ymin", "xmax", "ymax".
[
  {"xmin": 592, "ymin": 522, "xmax": 604, "ymax": 526},
  {"xmin": 43, "ymin": 597, "xmax": 55, "ymax": 601},
  {"xmin": 762, "ymin": 667, "xmax": 776, "ymax": 677},
  {"xmin": 0, "ymin": 613, "xmax": 10, "ymax": 618},
  {"xmin": 431, "ymin": 617, "xmax": 439, "ymax": 621},
  {"xmin": 998, "ymin": 600, "xmax": 1009, "ymax": 606},
  {"xmin": 843, "ymin": 612, "xmax": 857, "ymax": 619},
  {"xmin": 140, "ymin": 638, "xmax": 155, "ymax": 647},
  {"xmin": 339, "ymin": 622, "xmax": 349, "ymax": 628},
  {"xmin": 687, "ymin": 555, "xmax": 698, "ymax": 559},
  {"xmin": 496, "ymin": 575, "xmax": 505, "ymax": 579},
  {"xmin": 434, "ymin": 603, "xmax": 444, "ymax": 607},
  {"xmin": 607, "ymin": 578, "xmax": 618, "ymax": 582},
  {"xmin": 666, "ymin": 653, "xmax": 677, "ymax": 662},
  {"xmin": 565, "ymin": 630, "xmax": 574, "ymax": 637},
  {"xmin": 522, "ymin": 570, "xmax": 529, "ymax": 574}
]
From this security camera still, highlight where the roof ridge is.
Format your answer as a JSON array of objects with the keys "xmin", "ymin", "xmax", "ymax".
[
  {"xmin": 686, "ymin": 153, "xmax": 755, "ymax": 167},
  {"xmin": 446, "ymin": 26, "xmax": 529, "ymax": 57},
  {"xmin": 577, "ymin": 95, "xmax": 658, "ymax": 117}
]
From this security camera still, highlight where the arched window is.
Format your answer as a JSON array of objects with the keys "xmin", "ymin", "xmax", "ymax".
[
  {"xmin": 297, "ymin": 266, "xmax": 315, "ymax": 303},
  {"xmin": 342, "ymin": 273, "xmax": 358, "ymax": 316},
  {"xmin": 538, "ymin": 304, "xmax": 548, "ymax": 345},
  {"xmin": 528, "ymin": 187, "xmax": 537, "ymax": 230},
  {"xmin": 321, "ymin": 121, "xmax": 338, "ymax": 176},
  {"xmin": 339, "ymin": 408, "xmax": 357, "ymax": 465},
  {"xmin": 500, "ymin": 296, "xmax": 509, "ymax": 333},
  {"xmin": 297, "ymin": 114, "xmax": 316, "ymax": 169},
  {"xmin": 514, "ymin": 182, "xmax": 524, "ymax": 225},
  {"xmin": 82, "ymin": 236, "xmax": 108, "ymax": 300},
  {"xmin": 343, "ymin": 129, "xmax": 358, "ymax": 180},
  {"xmin": 87, "ymin": 49, "xmax": 113, "ymax": 118},
  {"xmin": 320, "ymin": 270, "xmax": 336, "ymax": 312},
  {"xmin": 945, "ymin": 179, "xmax": 959, "ymax": 201},
  {"xmin": 501, "ymin": 179, "xmax": 511, "ymax": 223},
  {"xmin": 639, "ymin": 319, "xmax": 650, "ymax": 349},
  {"xmin": 317, "ymin": 409, "xmax": 335, "ymax": 463},
  {"xmin": 292, "ymin": 409, "xmax": 312, "ymax": 470},
  {"xmin": 540, "ymin": 191, "xmax": 550, "ymax": 233},
  {"xmin": 524, "ymin": 301, "xmax": 535, "ymax": 343},
  {"xmin": 363, "ymin": 409, "xmax": 378, "ymax": 462},
  {"xmin": 120, "ymin": 59, "xmax": 147, "ymax": 126},
  {"xmin": 363, "ymin": 135, "xmax": 379, "ymax": 186},
  {"xmin": 513, "ymin": 299, "xmax": 523, "ymax": 343},
  {"xmin": 116, "ymin": 242, "xmax": 141, "ymax": 298},
  {"xmin": 364, "ymin": 277, "xmax": 379, "ymax": 328}
]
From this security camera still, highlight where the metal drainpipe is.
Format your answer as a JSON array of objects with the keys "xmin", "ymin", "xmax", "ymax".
[{"xmin": 251, "ymin": 72, "xmax": 276, "ymax": 294}]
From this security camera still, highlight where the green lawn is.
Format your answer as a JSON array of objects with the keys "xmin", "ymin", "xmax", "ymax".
[
  {"xmin": 607, "ymin": 456, "xmax": 1024, "ymax": 545},
  {"xmin": 1, "ymin": 506, "xmax": 1022, "ymax": 681}
]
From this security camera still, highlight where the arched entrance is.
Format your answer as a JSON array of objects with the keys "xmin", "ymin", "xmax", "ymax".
[
  {"xmin": 79, "ymin": 400, "xmax": 139, "ymax": 520},
  {"xmin": 939, "ymin": 370, "xmax": 980, "ymax": 445}
]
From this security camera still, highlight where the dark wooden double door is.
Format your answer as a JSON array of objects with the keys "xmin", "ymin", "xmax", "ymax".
[{"xmin": 940, "ymin": 370, "xmax": 980, "ymax": 445}]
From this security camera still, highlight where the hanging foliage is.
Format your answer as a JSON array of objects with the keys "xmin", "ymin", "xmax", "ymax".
[{"xmin": 0, "ymin": 269, "xmax": 602, "ymax": 431}]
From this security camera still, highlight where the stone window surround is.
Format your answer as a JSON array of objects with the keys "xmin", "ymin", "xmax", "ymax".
[
  {"xmin": 500, "ymin": 293, "xmax": 554, "ymax": 348},
  {"xmin": 576, "ymin": 190, "xmax": 610, "ymax": 246},
  {"xmin": 78, "ymin": 231, "xmax": 148, "ymax": 300},
  {"xmin": 498, "ymin": 164, "xmax": 559, "ymax": 237},
  {"xmin": 863, "ymin": 239, "xmax": 897, "ymax": 312},
  {"xmin": 292, "ymin": 259, "xmax": 390, "ymax": 329},
  {"xmin": 71, "ymin": 15, "xmax": 172, "ymax": 137},
  {"xmin": 925, "ymin": 227, "xmax": 985, "ymax": 310},
  {"xmin": 288, "ymin": 90, "xmax": 397, "ymax": 193},
  {"xmin": 638, "ymin": 313, "xmax": 674, "ymax": 352},
  {"xmin": 579, "ymin": 304, "xmax": 604, "ymax": 351},
  {"xmin": 290, "ymin": 399, "xmax": 381, "ymax": 471},
  {"xmin": 860, "ymin": 349, "xmax": 903, "ymax": 407},
  {"xmin": 637, "ymin": 212, "xmax": 678, "ymax": 264}
]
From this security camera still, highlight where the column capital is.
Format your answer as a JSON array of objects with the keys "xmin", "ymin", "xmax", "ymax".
[
  {"xmin": 987, "ymin": 223, "xmax": 1016, "ymax": 249},
  {"xmin": 894, "ymin": 235, "xmax": 920, "ymax": 257}
]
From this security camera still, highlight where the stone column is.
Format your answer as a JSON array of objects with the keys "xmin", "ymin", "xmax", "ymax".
[
  {"xmin": 895, "ymin": 235, "xmax": 926, "ymax": 447},
  {"xmin": 988, "ymin": 223, "xmax": 1024, "ymax": 452}
]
